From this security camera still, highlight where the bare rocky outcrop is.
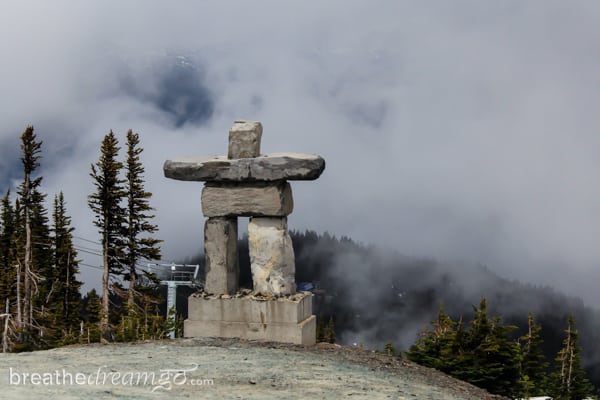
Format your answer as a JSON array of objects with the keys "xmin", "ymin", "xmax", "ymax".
[{"xmin": 0, "ymin": 339, "xmax": 510, "ymax": 400}]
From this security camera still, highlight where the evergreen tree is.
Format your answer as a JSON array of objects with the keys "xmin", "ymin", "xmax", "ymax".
[
  {"xmin": 122, "ymin": 129, "xmax": 162, "ymax": 332},
  {"xmin": 164, "ymin": 305, "xmax": 177, "ymax": 339},
  {"xmin": 323, "ymin": 316, "xmax": 336, "ymax": 344},
  {"xmin": 12, "ymin": 198, "xmax": 24, "ymax": 333},
  {"xmin": 0, "ymin": 191, "xmax": 16, "ymax": 351},
  {"xmin": 408, "ymin": 299, "xmax": 521, "ymax": 398},
  {"xmin": 316, "ymin": 314, "xmax": 339, "ymax": 344},
  {"xmin": 88, "ymin": 131, "xmax": 126, "ymax": 340},
  {"xmin": 13, "ymin": 125, "xmax": 54, "ymax": 350},
  {"xmin": 140, "ymin": 288, "xmax": 165, "ymax": 340},
  {"xmin": 16, "ymin": 126, "xmax": 42, "ymax": 333},
  {"xmin": 454, "ymin": 298, "xmax": 521, "ymax": 397},
  {"xmin": 384, "ymin": 342, "xmax": 396, "ymax": 356},
  {"xmin": 30, "ymin": 184, "xmax": 53, "ymax": 344},
  {"xmin": 81, "ymin": 289, "xmax": 101, "ymax": 343},
  {"xmin": 449, "ymin": 316, "xmax": 468, "ymax": 374},
  {"xmin": 407, "ymin": 304, "xmax": 456, "ymax": 371},
  {"xmin": 50, "ymin": 192, "xmax": 82, "ymax": 343},
  {"xmin": 316, "ymin": 314, "xmax": 325, "ymax": 342},
  {"xmin": 0, "ymin": 191, "xmax": 15, "ymax": 302},
  {"xmin": 518, "ymin": 312, "xmax": 548, "ymax": 397},
  {"xmin": 550, "ymin": 314, "xmax": 594, "ymax": 400}
]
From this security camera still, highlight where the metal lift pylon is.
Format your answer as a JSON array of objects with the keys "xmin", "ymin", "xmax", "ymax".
[{"xmin": 146, "ymin": 263, "xmax": 200, "ymax": 339}]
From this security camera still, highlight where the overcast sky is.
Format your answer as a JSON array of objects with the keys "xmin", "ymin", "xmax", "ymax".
[{"xmin": 2, "ymin": 1, "xmax": 600, "ymax": 305}]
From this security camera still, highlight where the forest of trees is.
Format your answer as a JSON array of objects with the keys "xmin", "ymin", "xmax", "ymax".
[
  {"xmin": 88, "ymin": 129, "xmax": 163, "ymax": 341},
  {"xmin": 0, "ymin": 126, "xmax": 164, "ymax": 350},
  {"xmin": 407, "ymin": 300, "xmax": 595, "ymax": 398}
]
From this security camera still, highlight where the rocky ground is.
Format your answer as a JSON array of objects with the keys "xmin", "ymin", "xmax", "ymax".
[{"xmin": 0, "ymin": 338, "xmax": 509, "ymax": 399}]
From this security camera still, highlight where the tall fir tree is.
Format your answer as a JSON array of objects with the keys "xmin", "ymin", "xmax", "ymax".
[
  {"xmin": 15, "ymin": 126, "xmax": 54, "ymax": 350},
  {"xmin": 88, "ymin": 131, "xmax": 126, "ymax": 340},
  {"xmin": 118, "ymin": 129, "xmax": 163, "ymax": 340},
  {"xmin": 456, "ymin": 298, "xmax": 521, "ymax": 397},
  {"xmin": 0, "ymin": 191, "xmax": 16, "ymax": 351},
  {"xmin": 123, "ymin": 130, "xmax": 161, "ymax": 306},
  {"xmin": 30, "ymin": 184, "xmax": 53, "ymax": 346},
  {"xmin": 407, "ymin": 304, "xmax": 457, "ymax": 372},
  {"xmin": 50, "ymin": 192, "xmax": 82, "ymax": 343},
  {"xmin": 16, "ymin": 126, "xmax": 42, "ymax": 333},
  {"xmin": 12, "ymin": 198, "xmax": 23, "ymax": 333},
  {"xmin": 550, "ymin": 314, "xmax": 594, "ymax": 400},
  {"xmin": 518, "ymin": 312, "xmax": 548, "ymax": 398},
  {"xmin": 0, "ymin": 191, "xmax": 15, "ymax": 302}
]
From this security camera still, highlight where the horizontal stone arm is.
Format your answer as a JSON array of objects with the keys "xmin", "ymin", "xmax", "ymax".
[{"xmin": 163, "ymin": 153, "xmax": 325, "ymax": 182}]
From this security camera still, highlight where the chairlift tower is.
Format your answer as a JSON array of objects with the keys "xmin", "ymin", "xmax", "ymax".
[{"xmin": 146, "ymin": 263, "xmax": 200, "ymax": 339}]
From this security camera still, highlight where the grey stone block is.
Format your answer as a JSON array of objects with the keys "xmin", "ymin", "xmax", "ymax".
[
  {"xmin": 228, "ymin": 120, "xmax": 262, "ymax": 159},
  {"xmin": 184, "ymin": 314, "xmax": 316, "ymax": 345},
  {"xmin": 187, "ymin": 293, "xmax": 312, "ymax": 324},
  {"xmin": 201, "ymin": 181, "xmax": 293, "ymax": 217},
  {"xmin": 163, "ymin": 153, "xmax": 325, "ymax": 182},
  {"xmin": 204, "ymin": 217, "xmax": 239, "ymax": 294},
  {"xmin": 248, "ymin": 217, "xmax": 295, "ymax": 296}
]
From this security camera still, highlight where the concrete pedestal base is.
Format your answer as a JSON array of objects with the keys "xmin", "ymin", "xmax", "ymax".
[{"xmin": 184, "ymin": 292, "xmax": 316, "ymax": 345}]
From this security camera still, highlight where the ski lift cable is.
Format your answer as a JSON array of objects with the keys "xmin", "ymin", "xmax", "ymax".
[{"xmin": 72, "ymin": 235, "xmax": 102, "ymax": 246}]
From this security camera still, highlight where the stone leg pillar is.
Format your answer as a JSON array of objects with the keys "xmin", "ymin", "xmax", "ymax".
[
  {"xmin": 248, "ymin": 217, "xmax": 296, "ymax": 296},
  {"xmin": 204, "ymin": 217, "xmax": 239, "ymax": 294}
]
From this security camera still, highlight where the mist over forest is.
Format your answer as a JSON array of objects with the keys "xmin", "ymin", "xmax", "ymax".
[{"xmin": 179, "ymin": 229, "xmax": 600, "ymax": 388}]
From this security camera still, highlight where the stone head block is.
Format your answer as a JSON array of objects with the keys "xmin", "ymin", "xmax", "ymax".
[{"xmin": 228, "ymin": 120, "xmax": 262, "ymax": 159}]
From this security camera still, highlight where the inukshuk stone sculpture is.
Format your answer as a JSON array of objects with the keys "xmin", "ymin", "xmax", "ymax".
[{"xmin": 163, "ymin": 121, "xmax": 325, "ymax": 345}]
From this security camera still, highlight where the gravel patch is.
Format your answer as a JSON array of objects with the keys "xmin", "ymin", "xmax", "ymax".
[{"xmin": 0, "ymin": 338, "xmax": 508, "ymax": 399}]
